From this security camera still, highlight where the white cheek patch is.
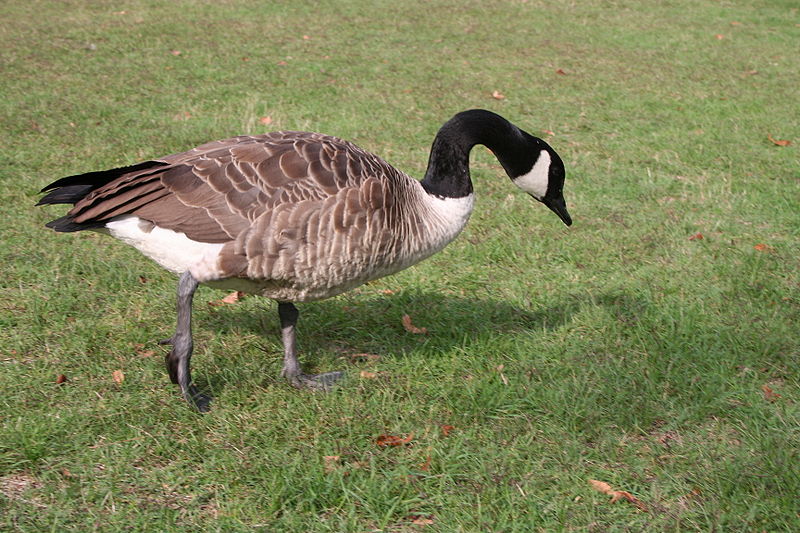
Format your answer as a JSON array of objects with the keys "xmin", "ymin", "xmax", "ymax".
[{"xmin": 513, "ymin": 150, "xmax": 550, "ymax": 200}]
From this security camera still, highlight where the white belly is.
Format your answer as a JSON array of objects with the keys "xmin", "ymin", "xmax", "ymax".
[{"xmin": 103, "ymin": 215, "xmax": 225, "ymax": 281}]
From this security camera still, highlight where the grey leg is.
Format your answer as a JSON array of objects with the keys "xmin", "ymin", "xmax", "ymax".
[
  {"xmin": 160, "ymin": 271, "xmax": 211, "ymax": 412},
  {"xmin": 278, "ymin": 302, "xmax": 344, "ymax": 390}
]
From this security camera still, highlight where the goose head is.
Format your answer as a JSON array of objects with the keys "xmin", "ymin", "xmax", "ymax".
[
  {"xmin": 505, "ymin": 134, "xmax": 571, "ymax": 226},
  {"xmin": 430, "ymin": 109, "xmax": 572, "ymax": 226}
]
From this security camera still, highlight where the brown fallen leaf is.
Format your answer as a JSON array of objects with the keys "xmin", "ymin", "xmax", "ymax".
[
  {"xmin": 323, "ymin": 455, "xmax": 340, "ymax": 473},
  {"xmin": 656, "ymin": 431, "xmax": 680, "ymax": 448},
  {"xmin": 56, "ymin": 374, "xmax": 68, "ymax": 385},
  {"xmin": 589, "ymin": 479, "xmax": 647, "ymax": 511},
  {"xmin": 496, "ymin": 364, "xmax": 509, "ymax": 385},
  {"xmin": 418, "ymin": 455, "xmax": 432, "ymax": 471},
  {"xmin": 222, "ymin": 291, "xmax": 245, "ymax": 303},
  {"xmin": 380, "ymin": 289, "xmax": 396, "ymax": 295},
  {"xmin": 259, "ymin": 116, "xmax": 273, "ymax": 125},
  {"xmin": 440, "ymin": 424, "xmax": 455, "ymax": 437},
  {"xmin": 762, "ymin": 384, "xmax": 781, "ymax": 402},
  {"xmin": 555, "ymin": 68, "xmax": 567, "ymax": 75},
  {"xmin": 359, "ymin": 370, "xmax": 378, "ymax": 379},
  {"xmin": 137, "ymin": 275, "xmax": 148, "ymax": 284},
  {"xmin": 112, "ymin": 370, "xmax": 125, "ymax": 385},
  {"xmin": 208, "ymin": 291, "xmax": 246, "ymax": 306},
  {"xmin": 688, "ymin": 232, "xmax": 704, "ymax": 241},
  {"xmin": 542, "ymin": 129, "xmax": 556, "ymax": 136},
  {"xmin": 767, "ymin": 134, "xmax": 791, "ymax": 147},
  {"xmin": 376, "ymin": 433, "xmax": 414, "ymax": 447},
  {"xmin": 491, "ymin": 90, "xmax": 506, "ymax": 100},
  {"xmin": 344, "ymin": 352, "xmax": 381, "ymax": 364},
  {"xmin": 754, "ymin": 243, "xmax": 771, "ymax": 252},
  {"xmin": 409, "ymin": 514, "xmax": 435, "ymax": 526},
  {"xmin": 346, "ymin": 353, "xmax": 381, "ymax": 364},
  {"xmin": 715, "ymin": 34, "xmax": 725, "ymax": 40},
  {"xmin": 402, "ymin": 314, "xmax": 427, "ymax": 334},
  {"xmin": 134, "ymin": 344, "xmax": 155, "ymax": 358}
]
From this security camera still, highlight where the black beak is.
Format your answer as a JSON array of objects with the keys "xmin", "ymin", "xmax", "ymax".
[{"xmin": 543, "ymin": 196, "xmax": 572, "ymax": 226}]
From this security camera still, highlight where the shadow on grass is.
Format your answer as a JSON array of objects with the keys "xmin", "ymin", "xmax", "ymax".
[{"xmin": 188, "ymin": 289, "xmax": 647, "ymax": 396}]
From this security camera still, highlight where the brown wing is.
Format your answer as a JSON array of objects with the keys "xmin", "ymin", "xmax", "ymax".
[{"xmin": 66, "ymin": 132, "xmax": 399, "ymax": 244}]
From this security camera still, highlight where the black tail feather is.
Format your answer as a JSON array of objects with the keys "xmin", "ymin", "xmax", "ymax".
[
  {"xmin": 44, "ymin": 215, "xmax": 106, "ymax": 233},
  {"xmin": 39, "ymin": 160, "xmax": 167, "ymax": 195},
  {"xmin": 38, "ymin": 159, "xmax": 169, "ymax": 232},
  {"xmin": 36, "ymin": 184, "xmax": 95, "ymax": 206}
]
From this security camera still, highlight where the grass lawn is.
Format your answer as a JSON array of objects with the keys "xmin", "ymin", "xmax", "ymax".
[{"xmin": 1, "ymin": 0, "xmax": 798, "ymax": 530}]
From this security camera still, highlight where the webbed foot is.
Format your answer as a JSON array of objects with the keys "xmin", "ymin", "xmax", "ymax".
[
  {"xmin": 184, "ymin": 384, "xmax": 212, "ymax": 412},
  {"xmin": 286, "ymin": 370, "xmax": 345, "ymax": 391}
]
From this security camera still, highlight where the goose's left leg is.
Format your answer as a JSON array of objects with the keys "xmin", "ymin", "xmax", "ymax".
[
  {"xmin": 160, "ymin": 271, "xmax": 211, "ymax": 412},
  {"xmin": 278, "ymin": 302, "xmax": 344, "ymax": 390}
]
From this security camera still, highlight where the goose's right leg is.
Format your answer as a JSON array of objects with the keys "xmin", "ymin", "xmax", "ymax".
[
  {"xmin": 278, "ymin": 302, "xmax": 344, "ymax": 390},
  {"xmin": 160, "ymin": 271, "xmax": 211, "ymax": 412}
]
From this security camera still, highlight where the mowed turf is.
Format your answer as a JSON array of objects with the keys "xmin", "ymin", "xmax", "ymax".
[{"xmin": 1, "ymin": 0, "xmax": 798, "ymax": 530}]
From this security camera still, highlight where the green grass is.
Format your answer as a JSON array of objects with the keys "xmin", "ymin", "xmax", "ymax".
[{"xmin": 1, "ymin": 0, "xmax": 798, "ymax": 530}]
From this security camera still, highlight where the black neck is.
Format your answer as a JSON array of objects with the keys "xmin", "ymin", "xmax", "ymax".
[{"xmin": 420, "ymin": 109, "xmax": 536, "ymax": 198}]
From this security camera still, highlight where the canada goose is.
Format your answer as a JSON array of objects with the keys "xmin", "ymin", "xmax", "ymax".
[{"xmin": 38, "ymin": 109, "xmax": 572, "ymax": 411}]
